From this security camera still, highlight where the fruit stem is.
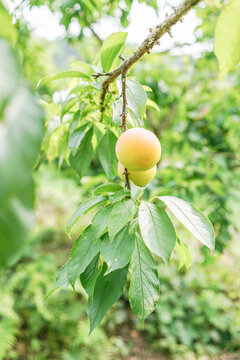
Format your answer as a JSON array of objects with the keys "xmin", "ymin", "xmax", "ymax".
[{"xmin": 121, "ymin": 71, "xmax": 130, "ymax": 190}]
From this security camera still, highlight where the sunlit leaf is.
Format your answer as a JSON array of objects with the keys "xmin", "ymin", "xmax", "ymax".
[
  {"xmin": 158, "ymin": 196, "xmax": 215, "ymax": 251},
  {"xmin": 214, "ymin": 0, "xmax": 240, "ymax": 79},
  {"xmin": 37, "ymin": 70, "xmax": 90, "ymax": 87},
  {"xmin": 100, "ymin": 32, "xmax": 127, "ymax": 72},
  {"xmin": 139, "ymin": 201, "xmax": 176, "ymax": 264}
]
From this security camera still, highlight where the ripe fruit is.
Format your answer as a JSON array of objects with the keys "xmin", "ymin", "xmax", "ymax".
[
  {"xmin": 115, "ymin": 128, "xmax": 161, "ymax": 171},
  {"xmin": 118, "ymin": 162, "xmax": 156, "ymax": 187}
]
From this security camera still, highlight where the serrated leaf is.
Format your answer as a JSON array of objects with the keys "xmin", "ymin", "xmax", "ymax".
[
  {"xmin": 101, "ymin": 225, "xmax": 135, "ymax": 275},
  {"xmin": 94, "ymin": 183, "xmax": 122, "ymax": 195},
  {"xmin": 108, "ymin": 199, "xmax": 137, "ymax": 241},
  {"xmin": 67, "ymin": 226, "xmax": 101, "ymax": 287},
  {"xmin": 68, "ymin": 124, "xmax": 88, "ymax": 155},
  {"xmin": 87, "ymin": 264, "xmax": 128, "ymax": 333},
  {"xmin": 100, "ymin": 32, "xmax": 127, "ymax": 72},
  {"xmin": 69, "ymin": 127, "xmax": 94, "ymax": 177},
  {"xmin": 80, "ymin": 254, "xmax": 102, "ymax": 300},
  {"xmin": 158, "ymin": 196, "xmax": 215, "ymax": 251},
  {"xmin": 97, "ymin": 129, "xmax": 118, "ymax": 180},
  {"xmin": 139, "ymin": 202, "xmax": 176, "ymax": 264},
  {"xmin": 214, "ymin": 0, "xmax": 240, "ymax": 79},
  {"xmin": 37, "ymin": 70, "xmax": 90, "ymax": 87},
  {"xmin": 66, "ymin": 196, "xmax": 107, "ymax": 234},
  {"xmin": 129, "ymin": 233, "xmax": 159, "ymax": 325},
  {"xmin": 92, "ymin": 206, "xmax": 112, "ymax": 240}
]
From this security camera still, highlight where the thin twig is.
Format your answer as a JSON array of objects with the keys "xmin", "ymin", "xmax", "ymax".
[{"xmin": 120, "ymin": 72, "xmax": 130, "ymax": 190}]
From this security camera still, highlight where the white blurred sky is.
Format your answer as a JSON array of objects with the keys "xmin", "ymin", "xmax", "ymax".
[{"xmin": 5, "ymin": 0, "xmax": 212, "ymax": 55}]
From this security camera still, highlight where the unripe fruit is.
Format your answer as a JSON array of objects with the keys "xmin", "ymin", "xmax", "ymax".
[
  {"xmin": 115, "ymin": 128, "xmax": 161, "ymax": 171},
  {"xmin": 118, "ymin": 162, "xmax": 156, "ymax": 187}
]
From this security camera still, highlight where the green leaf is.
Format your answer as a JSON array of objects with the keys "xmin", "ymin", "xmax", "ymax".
[
  {"xmin": 101, "ymin": 225, "xmax": 135, "ymax": 275},
  {"xmin": 69, "ymin": 127, "xmax": 94, "ymax": 177},
  {"xmin": 139, "ymin": 202, "xmax": 176, "ymax": 264},
  {"xmin": 55, "ymin": 263, "xmax": 70, "ymax": 288},
  {"xmin": 142, "ymin": 85, "xmax": 152, "ymax": 92},
  {"xmin": 158, "ymin": 196, "xmax": 215, "ymax": 251},
  {"xmin": 66, "ymin": 196, "xmax": 107, "ymax": 234},
  {"xmin": 80, "ymin": 254, "xmax": 102, "ymax": 300},
  {"xmin": 175, "ymin": 239, "xmax": 192, "ymax": 270},
  {"xmin": 130, "ymin": 181, "xmax": 144, "ymax": 203},
  {"xmin": 87, "ymin": 264, "xmax": 128, "ymax": 333},
  {"xmin": 129, "ymin": 218, "xmax": 139, "ymax": 234},
  {"xmin": 126, "ymin": 80, "xmax": 147, "ymax": 120},
  {"xmin": 108, "ymin": 199, "xmax": 137, "ymax": 241},
  {"xmin": 100, "ymin": 32, "xmax": 127, "ymax": 72},
  {"xmin": 67, "ymin": 226, "xmax": 101, "ymax": 287},
  {"xmin": 214, "ymin": 0, "xmax": 240, "ymax": 79},
  {"xmin": 97, "ymin": 129, "xmax": 118, "ymax": 180},
  {"xmin": 0, "ymin": 3, "xmax": 17, "ymax": 44},
  {"xmin": 128, "ymin": 108, "xmax": 144, "ymax": 127},
  {"xmin": 92, "ymin": 206, "xmax": 112, "ymax": 240},
  {"xmin": 94, "ymin": 183, "xmax": 122, "ymax": 195},
  {"xmin": 146, "ymin": 98, "xmax": 160, "ymax": 112},
  {"xmin": 0, "ymin": 41, "xmax": 44, "ymax": 268},
  {"xmin": 68, "ymin": 124, "xmax": 88, "ymax": 156},
  {"xmin": 112, "ymin": 99, "xmax": 123, "ymax": 126},
  {"xmin": 37, "ymin": 70, "xmax": 90, "ymax": 87},
  {"xmin": 71, "ymin": 60, "xmax": 95, "ymax": 76},
  {"xmin": 129, "ymin": 233, "xmax": 159, "ymax": 325},
  {"xmin": 108, "ymin": 189, "xmax": 130, "ymax": 204},
  {"xmin": 45, "ymin": 263, "xmax": 71, "ymax": 301}
]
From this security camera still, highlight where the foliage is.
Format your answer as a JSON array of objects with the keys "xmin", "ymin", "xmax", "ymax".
[
  {"xmin": 145, "ymin": 260, "xmax": 240, "ymax": 358},
  {"xmin": 0, "ymin": 5, "xmax": 44, "ymax": 267},
  {"xmin": 0, "ymin": 237, "xmax": 124, "ymax": 360},
  {"xmin": 214, "ymin": 0, "xmax": 240, "ymax": 79},
  {"xmin": 1, "ymin": 0, "xmax": 240, "ymax": 352},
  {"xmin": 0, "ymin": 167, "xmax": 239, "ymax": 359}
]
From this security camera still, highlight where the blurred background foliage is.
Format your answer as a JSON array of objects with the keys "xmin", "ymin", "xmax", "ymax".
[{"xmin": 0, "ymin": 0, "xmax": 240, "ymax": 359}]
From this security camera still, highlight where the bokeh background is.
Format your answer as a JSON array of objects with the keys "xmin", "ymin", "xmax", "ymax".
[{"xmin": 0, "ymin": 0, "xmax": 240, "ymax": 359}]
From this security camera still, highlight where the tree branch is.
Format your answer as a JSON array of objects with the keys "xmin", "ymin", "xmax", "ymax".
[{"xmin": 100, "ymin": 0, "xmax": 200, "ymax": 90}]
